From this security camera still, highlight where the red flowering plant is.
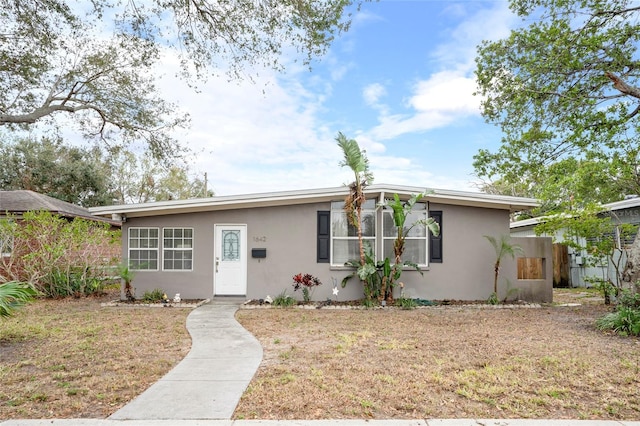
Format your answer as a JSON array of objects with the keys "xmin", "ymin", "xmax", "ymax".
[{"xmin": 292, "ymin": 273, "xmax": 322, "ymax": 303}]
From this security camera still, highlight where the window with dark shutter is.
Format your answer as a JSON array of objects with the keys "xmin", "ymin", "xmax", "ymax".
[
  {"xmin": 429, "ymin": 211, "xmax": 442, "ymax": 263},
  {"xmin": 317, "ymin": 211, "xmax": 330, "ymax": 263}
]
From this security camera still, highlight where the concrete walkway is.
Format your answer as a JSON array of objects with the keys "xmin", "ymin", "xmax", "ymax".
[{"xmin": 109, "ymin": 298, "xmax": 263, "ymax": 420}]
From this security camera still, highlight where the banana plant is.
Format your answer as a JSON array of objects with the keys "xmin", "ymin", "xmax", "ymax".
[
  {"xmin": 341, "ymin": 242, "xmax": 382, "ymax": 302},
  {"xmin": 379, "ymin": 192, "xmax": 440, "ymax": 302}
]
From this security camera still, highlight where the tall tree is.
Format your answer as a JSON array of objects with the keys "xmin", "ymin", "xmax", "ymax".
[
  {"xmin": 0, "ymin": 136, "xmax": 212, "ymax": 205},
  {"xmin": 0, "ymin": 136, "xmax": 112, "ymax": 207},
  {"xmin": 107, "ymin": 148, "xmax": 214, "ymax": 204},
  {"xmin": 1, "ymin": 0, "xmax": 361, "ymax": 156},
  {"xmin": 337, "ymin": 132, "xmax": 373, "ymax": 269},
  {"xmin": 337, "ymin": 132, "xmax": 379, "ymax": 301},
  {"xmin": 473, "ymin": 0, "xmax": 640, "ymax": 286}
]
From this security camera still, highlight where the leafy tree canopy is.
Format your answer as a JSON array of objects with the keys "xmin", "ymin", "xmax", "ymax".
[
  {"xmin": 0, "ymin": 135, "xmax": 112, "ymax": 207},
  {"xmin": 0, "ymin": 135, "xmax": 213, "ymax": 206},
  {"xmin": 474, "ymin": 0, "xmax": 640, "ymax": 204},
  {"xmin": 108, "ymin": 148, "xmax": 213, "ymax": 204},
  {"xmin": 0, "ymin": 0, "xmax": 360, "ymax": 157}
]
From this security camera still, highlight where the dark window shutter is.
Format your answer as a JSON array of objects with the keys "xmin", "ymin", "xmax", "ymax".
[
  {"xmin": 429, "ymin": 210, "xmax": 442, "ymax": 263},
  {"xmin": 317, "ymin": 211, "xmax": 330, "ymax": 263}
]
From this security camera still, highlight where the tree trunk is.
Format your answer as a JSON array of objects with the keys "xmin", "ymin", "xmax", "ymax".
[{"xmin": 621, "ymin": 227, "xmax": 640, "ymax": 291}]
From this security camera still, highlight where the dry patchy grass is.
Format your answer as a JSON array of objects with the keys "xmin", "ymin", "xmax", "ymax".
[
  {"xmin": 234, "ymin": 303, "xmax": 640, "ymax": 420},
  {"xmin": 0, "ymin": 289, "xmax": 191, "ymax": 419},
  {"xmin": 2, "ymin": 287, "xmax": 638, "ymax": 421}
]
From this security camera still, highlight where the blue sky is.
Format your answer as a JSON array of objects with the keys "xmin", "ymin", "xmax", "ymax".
[{"xmin": 146, "ymin": 1, "xmax": 517, "ymax": 196}]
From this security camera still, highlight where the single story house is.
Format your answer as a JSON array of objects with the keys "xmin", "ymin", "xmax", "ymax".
[
  {"xmin": 1, "ymin": 190, "xmax": 121, "ymax": 255},
  {"xmin": 0, "ymin": 190, "xmax": 119, "ymax": 223},
  {"xmin": 511, "ymin": 196, "xmax": 640, "ymax": 288},
  {"xmin": 89, "ymin": 184, "xmax": 552, "ymax": 303}
]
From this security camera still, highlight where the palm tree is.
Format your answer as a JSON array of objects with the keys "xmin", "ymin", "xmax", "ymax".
[
  {"xmin": 0, "ymin": 281, "xmax": 36, "ymax": 318},
  {"xmin": 337, "ymin": 133, "xmax": 375, "ymax": 300},
  {"xmin": 337, "ymin": 132, "xmax": 374, "ymax": 268},
  {"xmin": 484, "ymin": 235, "xmax": 524, "ymax": 299}
]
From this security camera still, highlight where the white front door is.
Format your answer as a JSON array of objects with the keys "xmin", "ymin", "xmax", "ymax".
[{"xmin": 214, "ymin": 224, "xmax": 247, "ymax": 296}]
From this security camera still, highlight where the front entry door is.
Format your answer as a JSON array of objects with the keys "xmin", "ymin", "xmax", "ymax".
[{"xmin": 214, "ymin": 224, "xmax": 247, "ymax": 296}]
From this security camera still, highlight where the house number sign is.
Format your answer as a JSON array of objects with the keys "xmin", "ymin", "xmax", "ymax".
[{"xmin": 253, "ymin": 236, "xmax": 267, "ymax": 242}]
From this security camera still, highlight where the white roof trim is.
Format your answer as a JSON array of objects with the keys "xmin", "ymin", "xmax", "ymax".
[
  {"xmin": 90, "ymin": 184, "xmax": 539, "ymax": 219},
  {"xmin": 603, "ymin": 196, "xmax": 640, "ymax": 211},
  {"xmin": 510, "ymin": 197, "xmax": 640, "ymax": 230}
]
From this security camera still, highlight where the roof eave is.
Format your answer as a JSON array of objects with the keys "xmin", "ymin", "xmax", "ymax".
[{"xmin": 89, "ymin": 185, "xmax": 539, "ymax": 218}]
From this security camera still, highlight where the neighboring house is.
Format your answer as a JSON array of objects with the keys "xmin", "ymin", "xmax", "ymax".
[
  {"xmin": 0, "ymin": 190, "xmax": 119, "ymax": 223},
  {"xmin": 90, "ymin": 184, "xmax": 552, "ymax": 302},
  {"xmin": 510, "ymin": 196, "xmax": 640, "ymax": 288},
  {"xmin": 0, "ymin": 190, "xmax": 121, "ymax": 267}
]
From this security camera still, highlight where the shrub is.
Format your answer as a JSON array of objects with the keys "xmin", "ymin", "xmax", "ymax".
[
  {"xmin": 0, "ymin": 281, "xmax": 37, "ymax": 318},
  {"xmin": 0, "ymin": 211, "xmax": 120, "ymax": 298},
  {"xmin": 617, "ymin": 289, "xmax": 640, "ymax": 308},
  {"xmin": 395, "ymin": 297, "xmax": 417, "ymax": 310},
  {"xmin": 292, "ymin": 273, "xmax": 322, "ymax": 303},
  {"xmin": 142, "ymin": 288, "xmax": 165, "ymax": 302},
  {"xmin": 596, "ymin": 307, "xmax": 640, "ymax": 336},
  {"xmin": 273, "ymin": 290, "xmax": 296, "ymax": 307}
]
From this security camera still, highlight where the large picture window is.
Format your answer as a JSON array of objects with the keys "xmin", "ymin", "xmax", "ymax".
[
  {"xmin": 128, "ymin": 227, "xmax": 159, "ymax": 270},
  {"xmin": 163, "ymin": 228, "xmax": 194, "ymax": 271},
  {"xmin": 382, "ymin": 202, "xmax": 428, "ymax": 266},
  {"xmin": 331, "ymin": 199, "xmax": 376, "ymax": 265}
]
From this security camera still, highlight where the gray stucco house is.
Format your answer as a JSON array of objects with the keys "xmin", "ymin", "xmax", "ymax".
[{"xmin": 90, "ymin": 184, "xmax": 552, "ymax": 303}]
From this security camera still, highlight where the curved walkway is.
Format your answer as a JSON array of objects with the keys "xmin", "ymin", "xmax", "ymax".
[{"xmin": 109, "ymin": 298, "xmax": 263, "ymax": 420}]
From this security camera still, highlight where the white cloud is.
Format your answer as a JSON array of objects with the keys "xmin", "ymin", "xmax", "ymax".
[
  {"xmin": 409, "ymin": 71, "xmax": 480, "ymax": 115},
  {"xmin": 433, "ymin": 2, "xmax": 515, "ymax": 72},
  {"xmin": 156, "ymin": 52, "xmax": 351, "ymax": 195},
  {"xmin": 362, "ymin": 82, "xmax": 387, "ymax": 109},
  {"xmin": 363, "ymin": 3, "xmax": 514, "ymax": 142}
]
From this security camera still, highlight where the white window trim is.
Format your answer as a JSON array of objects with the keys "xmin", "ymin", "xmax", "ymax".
[
  {"xmin": 382, "ymin": 206, "xmax": 429, "ymax": 268},
  {"xmin": 128, "ymin": 227, "xmax": 160, "ymax": 271},
  {"xmin": 162, "ymin": 227, "xmax": 194, "ymax": 272},
  {"xmin": 330, "ymin": 201, "xmax": 377, "ymax": 267}
]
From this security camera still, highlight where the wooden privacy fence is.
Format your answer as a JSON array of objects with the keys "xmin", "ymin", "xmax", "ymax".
[
  {"xmin": 517, "ymin": 243, "xmax": 569, "ymax": 285},
  {"xmin": 517, "ymin": 257, "xmax": 544, "ymax": 279},
  {"xmin": 552, "ymin": 243, "xmax": 570, "ymax": 287}
]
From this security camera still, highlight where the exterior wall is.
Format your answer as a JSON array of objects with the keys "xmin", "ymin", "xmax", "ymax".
[
  {"xmin": 121, "ymin": 202, "xmax": 364, "ymax": 301},
  {"xmin": 122, "ymin": 201, "xmax": 546, "ymax": 302},
  {"xmin": 508, "ymin": 237, "xmax": 553, "ymax": 303},
  {"xmin": 399, "ymin": 203, "xmax": 513, "ymax": 301}
]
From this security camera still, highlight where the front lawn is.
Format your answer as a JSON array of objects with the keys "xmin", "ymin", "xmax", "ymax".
[
  {"xmin": 0, "ymin": 289, "xmax": 191, "ymax": 418},
  {"xmin": 234, "ymin": 303, "xmax": 639, "ymax": 420},
  {"xmin": 1, "ymin": 288, "xmax": 638, "ymax": 421}
]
